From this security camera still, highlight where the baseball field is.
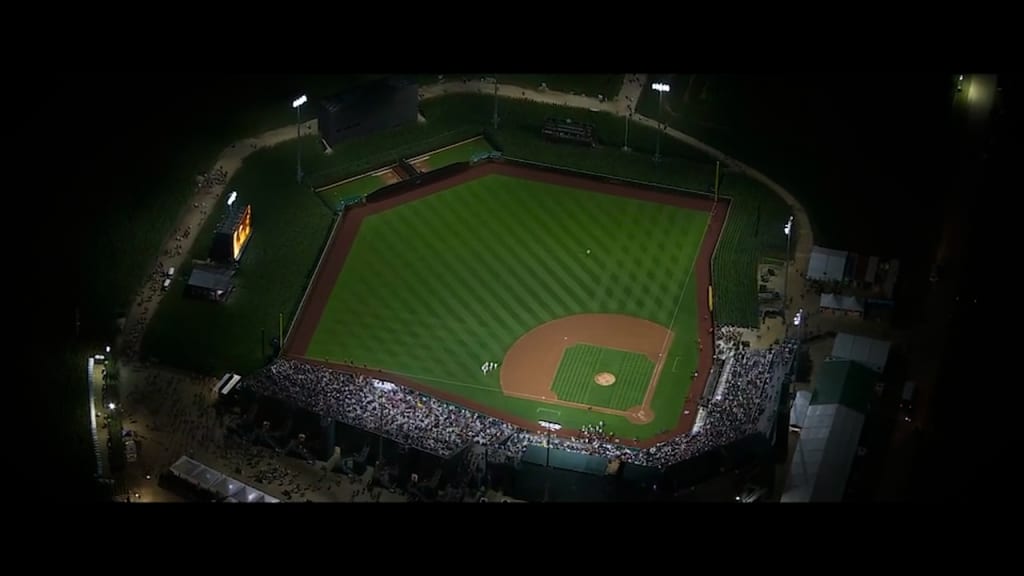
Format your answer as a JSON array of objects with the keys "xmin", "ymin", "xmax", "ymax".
[{"xmin": 286, "ymin": 161, "xmax": 726, "ymax": 441}]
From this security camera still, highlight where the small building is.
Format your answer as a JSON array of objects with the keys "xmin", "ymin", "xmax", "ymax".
[
  {"xmin": 830, "ymin": 333, "xmax": 891, "ymax": 373},
  {"xmin": 781, "ymin": 359, "xmax": 877, "ymax": 502},
  {"xmin": 186, "ymin": 263, "xmax": 236, "ymax": 302},
  {"xmin": 318, "ymin": 76, "xmax": 418, "ymax": 147}
]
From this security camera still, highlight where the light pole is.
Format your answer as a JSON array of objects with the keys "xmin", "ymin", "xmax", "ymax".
[
  {"xmin": 539, "ymin": 420, "xmax": 561, "ymax": 502},
  {"xmin": 492, "ymin": 77, "xmax": 499, "ymax": 130},
  {"xmin": 651, "ymin": 82, "xmax": 671, "ymax": 162},
  {"xmin": 783, "ymin": 216, "xmax": 794, "ymax": 337},
  {"xmin": 292, "ymin": 94, "xmax": 308, "ymax": 183},
  {"xmin": 623, "ymin": 108, "xmax": 632, "ymax": 151}
]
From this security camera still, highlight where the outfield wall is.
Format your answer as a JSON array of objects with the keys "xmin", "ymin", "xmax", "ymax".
[
  {"xmin": 282, "ymin": 211, "xmax": 343, "ymax": 355},
  {"xmin": 502, "ymin": 156, "xmax": 723, "ymax": 202}
]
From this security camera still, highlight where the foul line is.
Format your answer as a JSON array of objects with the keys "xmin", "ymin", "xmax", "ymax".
[
  {"xmin": 383, "ymin": 369, "xmax": 498, "ymax": 393},
  {"xmin": 643, "ymin": 216, "xmax": 712, "ymax": 409}
]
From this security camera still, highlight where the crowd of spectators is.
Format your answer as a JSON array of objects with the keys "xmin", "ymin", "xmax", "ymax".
[
  {"xmin": 247, "ymin": 360, "xmax": 516, "ymax": 457},
  {"xmin": 246, "ymin": 328, "xmax": 797, "ymax": 468}
]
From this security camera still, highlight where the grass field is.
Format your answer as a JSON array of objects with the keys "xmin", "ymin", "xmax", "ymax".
[
  {"xmin": 304, "ymin": 173, "xmax": 708, "ymax": 438},
  {"xmin": 551, "ymin": 344, "xmax": 653, "ymax": 410}
]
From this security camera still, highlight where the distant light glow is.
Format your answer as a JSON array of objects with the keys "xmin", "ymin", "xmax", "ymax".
[
  {"xmin": 227, "ymin": 191, "xmax": 238, "ymax": 206},
  {"xmin": 292, "ymin": 94, "xmax": 308, "ymax": 108},
  {"xmin": 652, "ymin": 83, "xmax": 671, "ymax": 93},
  {"xmin": 108, "ymin": 402, "xmax": 116, "ymax": 410},
  {"xmin": 105, "ymin": 346, "xmax": 111, "ymax": 353},
  {"xmin": 784, "ymin": 215, "xmax": 794, "ymax": 236},
  {"xmin": 793, "ymin": 308, "xmax": 805, "ymax": 326}
]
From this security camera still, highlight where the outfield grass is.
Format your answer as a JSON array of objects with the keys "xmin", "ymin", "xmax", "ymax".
[
  {"xmin": 141, "ymin": 144, "xmax": 334, "ymax": 374},
  {"xmin": 551, "ymin": 345, "xmax": 653, "ymax": 410},
  {"xmin": 304, "ymin": 173, "xmax": 707, "ymax": 438}
]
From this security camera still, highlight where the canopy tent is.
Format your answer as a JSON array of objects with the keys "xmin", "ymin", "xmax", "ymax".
[
  {"xmin": 831, "ymin": 333, "xmax": 891, "ymax": 373},
  {"xmin": 781, "ymin": 404, "xmax": 865, "ymax": 502},
  {"xmin": 807, "ymin": 246, "xmax": 848, "ymax": 281},
  {"xmin": 819, "ymin": 293, "xmax": 864, "ymax": 315},
  {"xmin": 781, "ymin": 360, "xmax": 874, "ymax": 502},
  {"xmin": 789, "ymin": 390, "xmax": 812, "ymax": 431},
  {"xmin": 168, "ymin": 456, "xmax": 278, "ymax": 502}
]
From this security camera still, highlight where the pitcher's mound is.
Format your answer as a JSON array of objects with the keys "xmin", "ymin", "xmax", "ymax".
[{"xmin": 594, "ymin": 372, "xmax": 616, "ymax": 386}]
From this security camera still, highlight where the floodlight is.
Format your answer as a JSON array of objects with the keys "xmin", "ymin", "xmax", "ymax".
[
  {"xmin": 292, "ymin": 94, "xmax": 308, "ymax": 108},
  {"xmin": 108, "ymin": 402, "xmax": 116, "ymax": 410},
  {"xmin": 651, "ymin": 83, "xmax": 671, "ymax": 93},
  {"xmin": 227, "ymin": 191, "xmax": 238, "ymax": 206}
]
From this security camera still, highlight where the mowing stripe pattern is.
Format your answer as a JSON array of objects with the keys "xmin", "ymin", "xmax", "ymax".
[{"xmin": 305, "ymin": 173, "xmax": 707, "ymax": 430}]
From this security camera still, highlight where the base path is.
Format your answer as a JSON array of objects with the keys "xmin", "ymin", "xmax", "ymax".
[{"xmin": 500, "ymin": 313, "xmax": 673, "ymax": 424}]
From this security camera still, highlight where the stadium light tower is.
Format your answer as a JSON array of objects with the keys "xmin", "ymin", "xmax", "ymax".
[
  {"xmin": 492, "ymin": 76, "xmax": 499, "ymax": 130},
  {"xmin": 783, "ymin": 216, "xmax": 794, "ymax": 337},
  {"xmin": 623, "ymin": 107, "xmax": 633, "ymax": 151},
  {"xmin": 539, "ymin": 420, "xmax": 561, "ymax": 502},
  {"xmin": 651, "ymin": 82, "xmax": 671, "ymax": 162},
  {"xmin": 292, "ymin": 94, "xmax": 308, "ymax": 183}
]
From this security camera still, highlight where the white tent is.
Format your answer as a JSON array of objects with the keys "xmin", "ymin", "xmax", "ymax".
[
  {"xmin": 831, "ymin": 333, "xmax": 891, "ymax": 373},
  {"xmin": 782, "ymin": 404, "xmax": 865, "ymax": 502},
  {"xmin": 168, "ymin": 456, "xmax": 278, "ymax": 502},
  {"xmin": 789, "ymin": 390, "xmax": 812, "ymax": 431},
  {"xmin": 807, "ymin": 246, "xmax": 848, "ymax": 281}
]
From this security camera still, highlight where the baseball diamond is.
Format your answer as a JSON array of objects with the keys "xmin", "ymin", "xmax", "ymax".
[{"xmin": 285, "ymin": 161, "xmax": 724, "ymax": 441}]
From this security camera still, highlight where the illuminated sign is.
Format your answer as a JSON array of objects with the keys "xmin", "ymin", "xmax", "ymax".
[{"xmin": 233, "ymin": 204, "xmax": 252, "ymax": 260}]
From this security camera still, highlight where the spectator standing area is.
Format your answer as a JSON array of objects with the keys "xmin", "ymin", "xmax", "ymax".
[{"xmin": 285, "ymin": 160, "xmax": 726, "ymax": 442}]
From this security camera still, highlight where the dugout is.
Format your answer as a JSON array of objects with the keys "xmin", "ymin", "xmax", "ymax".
[
  {"xmin": 318, "ymin": 76, "xmax": 418, "ymax": 147},
  {"xmin": 185, "ymin": 263, "xmax": 236, "ymax": 302}
]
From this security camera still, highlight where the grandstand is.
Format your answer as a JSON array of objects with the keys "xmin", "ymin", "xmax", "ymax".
[{"xmin": 237, "ymin": 328, "xmax": 798, "ymax": 500}]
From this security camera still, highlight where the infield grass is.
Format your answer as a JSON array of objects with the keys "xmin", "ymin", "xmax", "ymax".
[
  {"xmin": 305, "ymin": 172, "xmax": 707, "ymax": 439},
  {"xmin": 551, "ymin": 344, "xmax": 653, "ymax": 410}
]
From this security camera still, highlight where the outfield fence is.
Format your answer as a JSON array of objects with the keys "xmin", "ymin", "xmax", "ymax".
[
  {"xmin": 306, "ymin": 127, "xmax": 481, "ymax": 190},
  {"xmin": 282, "ymin": 210, "xmax": 343, "ymax": 354},
  {"xmin": 502, "ymin": 156, "xmax": 723, "ymax": 201}
]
